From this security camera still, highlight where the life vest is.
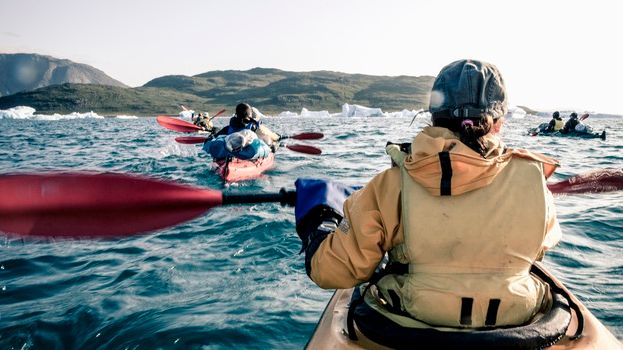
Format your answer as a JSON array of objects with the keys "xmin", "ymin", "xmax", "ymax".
[
  {"xmin": 552, "ymin": 118, "xmax": 564, "ymax": 131},
  {"xmin": 375, "ymin": 145, "xmax": 554, "ymax": 328}
]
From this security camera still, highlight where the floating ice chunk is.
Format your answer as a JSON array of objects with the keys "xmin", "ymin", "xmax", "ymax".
[
  {"xmin": 506, "ymin": 106, "xmax": 526, "ymax": 119},
  {"xmin": 342, "ymin": 103, "xmax": 384, "ymax": 117},
  {"xmin": 277, "ymin": 111, "xmax": 298, "ymax": 118},
  {"xmin": 300, "ymin": 108, "xmax": 330, "ymax": 118},
  {"xmin": 0, "ymin": 106, "xmax": 104, "ymax": 120},
  {"xmin": 0, "ymin": 106, "xmax": 36, "ymax": 119}
]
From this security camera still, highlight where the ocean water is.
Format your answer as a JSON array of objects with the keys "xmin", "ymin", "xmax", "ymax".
[{"xmin": 0, "ymin": 114, "xmax": 621, "ymax": 349}]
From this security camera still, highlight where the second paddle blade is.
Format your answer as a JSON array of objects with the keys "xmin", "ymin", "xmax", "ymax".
[
  {"xmin": 548, "ymin": 169, "xmax": 623, "ymax": 194},
  {"xmin": 286, "ymin": 144, "xmax": 322, "ymax": 155},
  {"xmin": 290, "ymin": 132, "xmax": 324, "ymax": 140}
]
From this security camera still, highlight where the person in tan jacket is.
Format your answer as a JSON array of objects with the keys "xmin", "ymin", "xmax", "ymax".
[{"xmin": 294, "ymin": 59, "xmax": 562, "ymax": 329}]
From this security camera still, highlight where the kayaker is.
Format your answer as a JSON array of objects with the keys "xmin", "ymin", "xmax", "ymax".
[
  {"xmin": 192, "ymin": 112, "xmax": 216, "ymax": 133},
  {"xmin": 214, "ymin": 103, "xmax": 281, "ymax": 145},
  {"xmin": 294, "ymin": 59, "xmax": 563, "ymax": 331},
  {"xmin": 546, "ymin": 111, "xmax": 564, "ymax": 132},
  {"xmin": 560, "ymin": 112, "xmax": 579, "ymax": 134},
  {"xmin": 208, "ymin": 103, "xmax": 279, "ymax": 160}
]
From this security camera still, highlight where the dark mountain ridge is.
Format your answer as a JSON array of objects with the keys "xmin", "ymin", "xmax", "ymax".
[{"xmin": 1, "ymin": 64, "xmax": 435, "ymax": 114}]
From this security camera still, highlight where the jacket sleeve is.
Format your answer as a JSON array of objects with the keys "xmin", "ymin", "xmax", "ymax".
[{"xmin": 308, "ymin": 168, "xmax": 403, "ymax": 289}]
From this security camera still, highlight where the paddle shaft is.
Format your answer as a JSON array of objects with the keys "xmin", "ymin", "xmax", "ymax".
[
  {"xmin": 223, "ymin": 189, "xmax": 296, "ymax": 206},
  {"xmin": 208, "ymin": 109, "xmax": 227, "ymax": 121},
  {"xmin": 1, "ymin": 169, "xmax": 621, "ymax": 238}
]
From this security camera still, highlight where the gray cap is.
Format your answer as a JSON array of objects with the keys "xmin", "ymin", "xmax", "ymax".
[{"xmin": 429, "ymin": 59, "xmax": 508, "ymax": 120}]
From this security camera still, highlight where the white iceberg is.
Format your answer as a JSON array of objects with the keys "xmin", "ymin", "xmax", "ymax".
[
  {"xmin": 0, "ymin": 106, "xmax": 104, "ymax": 120},
  {"xmin": 277, "ymin": 111, "xmax": 298, "ymax": 118},
  {"xmin": 506, "ymin": 106, "xmax": 526, "ymax": 119},
  {"xmin": 300, "ymin": 108, "xmax": 331, "ymax": 118},
  {"xmin": 0, "ymin": 106, "xmax": 37, "ymax": 119},
  {"xmin": 342, "ymin": 103, "xmax": 384, "ymax": 118},
  {"xmin": 275, "ymin": 105, "xmax": 427, "ymax": 118}
]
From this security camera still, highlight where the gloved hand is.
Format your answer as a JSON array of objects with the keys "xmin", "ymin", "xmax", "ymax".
[
  {"xmin": 386, "ymin": 141, "xmax": 412, "ymax": 154},
  {"xmin": 294, "ymin": 178, "xmax": 358, "ymax": 252}
]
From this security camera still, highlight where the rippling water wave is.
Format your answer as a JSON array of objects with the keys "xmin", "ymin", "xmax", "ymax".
[{"xmin": 1, "ymin": 115, "xmax": 621, "ymax": 348}]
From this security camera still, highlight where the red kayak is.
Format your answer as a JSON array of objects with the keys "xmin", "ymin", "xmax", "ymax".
[{"xmin": 214, "ymin": 153, "xmax": 275, "ymax": 182}]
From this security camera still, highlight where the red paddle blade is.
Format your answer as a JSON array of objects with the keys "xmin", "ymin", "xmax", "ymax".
[
  {"xmin": 286, "ymin": 144, "xmax": 322, "ymax": 155},
  {"xmin": 580, "ymin": 113, "xmax": 589, "ymax": 121},
  {"xmin": 290, "ymin": 132, "xmax": 324, "ymax": 140},
  {"xmin": 548, "ymin": 169, "xmax": 623, "ymax": 194},
  {"xmin": 156, "ymin": 116, "xmax": 202, "ymax": 133},
  {"xmin": 175, "ymin": 136, "xmax": 209, "ymax": 144},
  {"xmin": 0, "ymin": 173, "xmax": 223, "ymax": 238}
]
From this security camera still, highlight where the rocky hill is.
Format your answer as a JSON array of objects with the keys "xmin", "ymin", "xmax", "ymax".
[
  {"xmin": 142, "ymin": 68, "xmax": 435, "ymax": 114},
  {"xmin": 0, "ymin": 55, "xmax": 436, "ymax": 115},
  {"xmin": 0, "ymin": 53, "xmax": 127, "ymax": 97}
]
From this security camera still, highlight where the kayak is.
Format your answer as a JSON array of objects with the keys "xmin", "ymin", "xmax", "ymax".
[
  {"xmin": 213, "ymin": 153, "xmax": 275, "ymax": 182},
  {"xmin": 528, "ymin": 125, "xmax": 606, "ymax": 140},
  {"xmin": 306, "ymin": 262, "xmax": 622, "ymax": 349},
  {"xmin": 529, "ymin": 129, "xmax": 606, "ymax": 140}
]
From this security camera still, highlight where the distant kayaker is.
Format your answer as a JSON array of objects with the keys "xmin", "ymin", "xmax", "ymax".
[
  {"xmin": 214, "ymin": 103, "xmax": 281, "ymax": 145},
  {"xmin": 192, "ymin": 112, "xmax": 216, "ymax": 133},
  {"xmin": 560, "ymin": 112, "xmax": 579, "ymax": 134},
  {"xmin": 294, "ymin": 59, "xmax": 563, "ymax": 331},
  {"xmin": 546, "ymin": 111, "xmax": 564, "ymax": 132}
]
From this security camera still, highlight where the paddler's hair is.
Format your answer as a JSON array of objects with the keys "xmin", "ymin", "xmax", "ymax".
[
  {"xmin": 235, "ymin": 103, "xmax": 252, "ymax": 119},
  {"xmin": 432, "ymin": 115, "xmax": 493, "ymax": 157}
]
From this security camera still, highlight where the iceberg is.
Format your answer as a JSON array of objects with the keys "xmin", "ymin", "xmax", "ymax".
[
  {"xmin": 506, "ymin": 106, "xmax": 526, "ymax": 119},
  {"xmin": 300, "ymin": 108, "xmax": 331, "ymax": 118},
  {"xmin": 273, "ymin": 104, "xmax": 428, "ymax": 119},
  {"xmin": 385, "ymin": 108, "xmax": 427, "ymax": 119},
  {"xmin": 0, "ymin": 106, "xmax": 36, "ymax": 119},
  {"xmin": 277, "ymin": 111, "xmax": 298, "ymax": 118},
  {"xmin": 342, "ymin": 103, "xmax": 384, "ymax": 118},
  {"xmin": 0, "ymin": 106, "xmax": 103, "ymax": 120}
]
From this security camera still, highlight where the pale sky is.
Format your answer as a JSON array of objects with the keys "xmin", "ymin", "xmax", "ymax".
[{"xmin": 1, "ymin": 0, "xmax": 622, "ymax": 114}]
